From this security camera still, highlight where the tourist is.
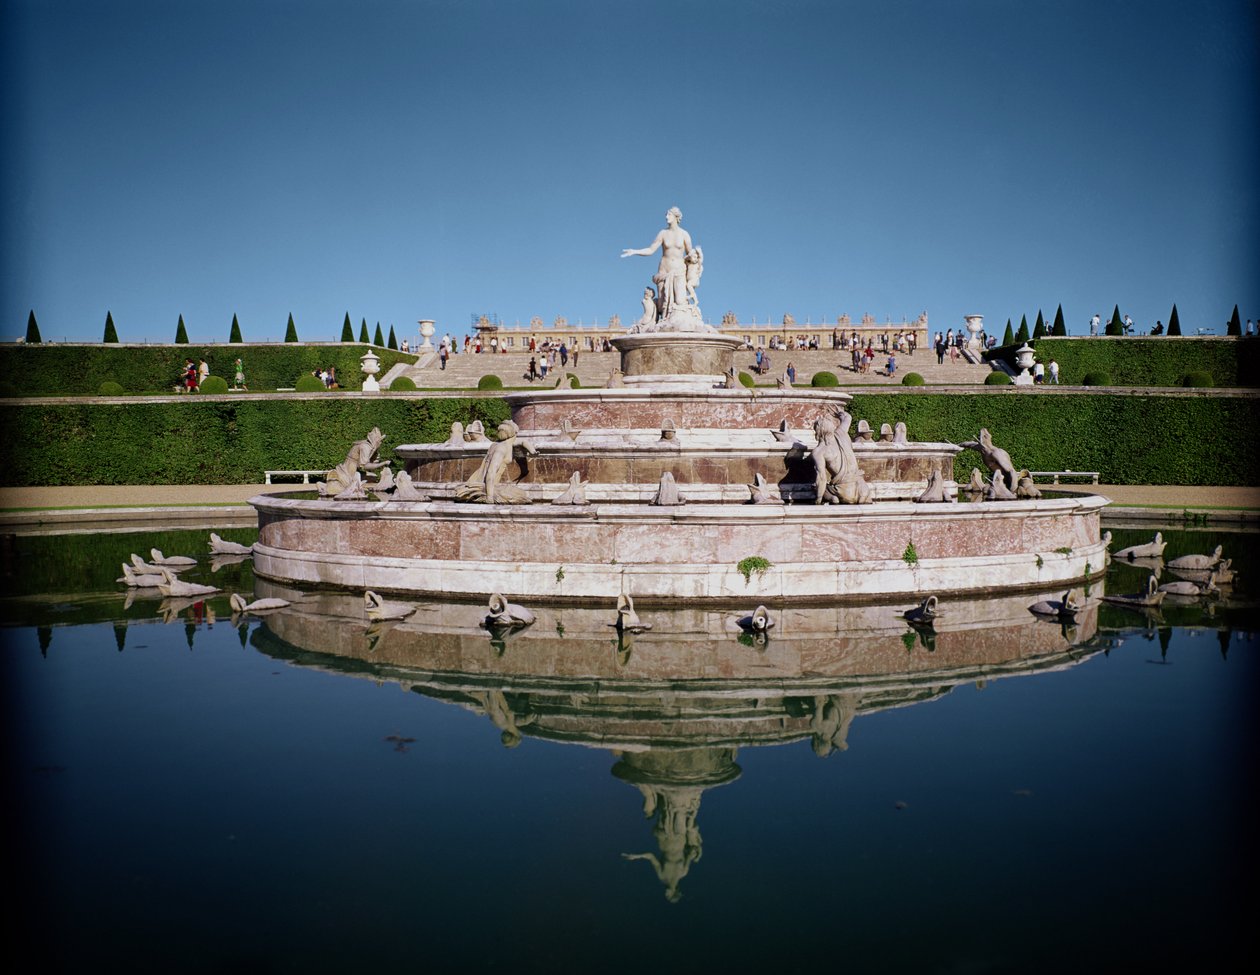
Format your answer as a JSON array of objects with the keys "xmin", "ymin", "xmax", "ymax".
[
  {"xmin": 935, "ymin": 334, "xmax": 946, "ymax": 364},
  {"xmin": 233, "ymin": 357, "xmax": 247, "ymax": 391},
  {"xmin": 1048, "ymin": 358, "xmax": 1060, "ymax": 384},
  {"xmin": 197, "ymin": 359, "xmax": 210, "ymax": 386},
  {"xmin": 327, "ymin": 366, "xmax": 338, "ymax": 389},
  {"xmin": 762, "ymin": 353, "xmax": 772, "ymax": 377},
  {"xmin": 528, "ymin": 356, "xmax": 538, "ymax": 382},
  {"xmin": 755, "ymin": 348, "xmax": 764, "ymax": 373},
  {"xmin": 1247, "ymin": 319, "xmax": 1254, "ymax": 337},
  {"xmin": 439, "ymin": 343, "xmax": 449, "ymax": 370},
  {"xmin": 572, "ymin": 346, "xmax": 579, "ymax": 367},
  {"xmin": 786, "ymin": 361, "xmax": 796, "ymax": 384},
  {"xmin": 1033, "ymin": 360, "xmax": 1045, "ymax": 384},
  {"xmin": 886, "ymin": 352, "xmax": 897, "ymax": 376},
  {"xmin": 1090, "ymin": 313, "xmax": 1101, "ymax": 336},
  {"xmin": 539, "ymin": 355, "xmax": 549, "ymax": 380},
  {"xmin": 1151, "ymin": 320, "xmax": 1165, "ymax": 335},
  {"xmin": 183, "ymin": 359, "xmax": 198, "ymax": 393},
  {"xmin": 1123, "ymin": 314, "xmax": 1134, "ymax": 334},
  {"xmin": 559, "ymin": 342, "xmax": 568, "ymax": 367}
]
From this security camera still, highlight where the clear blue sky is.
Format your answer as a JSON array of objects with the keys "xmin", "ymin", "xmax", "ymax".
[{"xmin": 3, "ymin": 0, "xmax": 1257, "ymax": 344}]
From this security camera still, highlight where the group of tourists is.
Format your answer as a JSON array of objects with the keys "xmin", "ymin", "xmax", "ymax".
[
  {"xmin": 176, "ymin": 356, "xmax": 247, "ymax": 392},
  {"xmin": 311, "ymin": 366, "xmax": 339, "ymax": 389},
  {"xmin": 524, "ymin": 339, "xmax": 576, "ymax": 382}
]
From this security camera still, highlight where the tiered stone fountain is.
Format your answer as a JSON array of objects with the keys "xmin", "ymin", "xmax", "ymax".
[{"xmin": 251, "ymin": 209, "xmax": 1106, "ymax": 602}]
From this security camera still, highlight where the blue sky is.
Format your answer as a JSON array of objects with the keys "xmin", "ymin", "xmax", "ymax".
[{"xmin": 3, "ymin": 0, "xmax": 1257, "ymax": 344}]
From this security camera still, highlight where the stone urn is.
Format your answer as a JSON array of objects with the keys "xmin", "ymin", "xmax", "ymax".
[
  {"xmin": 964, "ymin": 314, "xmax": 984, "ymax": 351},
  {"xmin": 418, "ymin": 319, "xmax": 436, "ymax": 350},
  {"xmin": 360, "ymin": 349, "xmax": 381, "ymax": 392},
  {"xmin": 1013, "ymin": 342, "xmax": 1036, "ymax": 386}
]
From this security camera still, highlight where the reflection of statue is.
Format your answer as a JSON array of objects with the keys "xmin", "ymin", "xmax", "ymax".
[
  {"xmin": 475, "ymin": 689, "xmax": 536, "ymax": 748},
  {"xmin": 809, "ymin": 693, "xmax": 858, "ymax": 757},
  {"xmin": 322, "ymin": 427, "xmax": 387, "ymax": 495},
  {"xmin": 623, "ymin": 785, "xmax": 704, "ymax": 902},
  {"xmin": 621, "ymin": 206, "xmax": 713, "ymax": 332},
  {"xmin": 811, "ymin": 409, "xmax": 872, "ymax": 505},
  {"xmin": 455, "ymin": 421, "xmax": 537, "ymax": 504}
]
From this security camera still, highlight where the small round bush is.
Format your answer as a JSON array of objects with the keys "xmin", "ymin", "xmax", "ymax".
[
  {"xmin": 295, "ymin": 373, "xmax": 327, "ymax": 393},
  {"xmin": 900, "ymin": 372, "xmax": 925, "ymax": 386},
  {"xmin": 389, "ymin": 375, "xmax": 417, "ymax": 391},
  {"xmin": 1182, "ymin": 370, "xmax": 1214, "ymax": 388},
  {"xmin": 811, "ymin": 371, "xmax": 839, "ymax": 387},
  {"xmin": 568, "ymin": 374, "xmax": 581, "ymax": 389},
  {"xmin": 984, "ymin": 371, "xmax": 1013, "ymax": 386},
  {"xmin": 738, "ymin": 371, "xmax": 756, "ymax": 388},
  {"xmin": 199, "ymin": 375, "xmax": 229, "ymax": 395},
  {"xmin": 98, "ymin": 380, "xmax": 124, "ymax": 396},
  {"xmin": 1082, "ymin": 372, "xmax": 1111, "ymax": 387},
  {"xmin": 476, "ymin": 374, "xmax": 504, "ymax": 391}
]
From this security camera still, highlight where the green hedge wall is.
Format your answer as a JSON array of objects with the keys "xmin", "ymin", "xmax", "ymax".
[
  {"xmin": 1, "ymin": 392, "xmax": 1255, "ymax": 487},
  {"xmin": 0, "ymin": 343, "xmax": 417, "ymax": 396},
  {"xmin": 986, "ymin": 338, "xmax": 1258, "ymax": 387},
  {"xmin": 0, "ymin": 397, "xmax": 509, "ymax": 485},
  {"xmin": 846, "ymin": 392, "xmax": 1259, "ymax": 486}
]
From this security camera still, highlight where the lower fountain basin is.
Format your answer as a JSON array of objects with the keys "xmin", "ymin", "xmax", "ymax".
[{"xmin": 251, "ymin": 492, "xmax": 1108, "ymax": 603}]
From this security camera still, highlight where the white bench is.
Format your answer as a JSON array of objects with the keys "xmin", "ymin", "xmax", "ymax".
[
  {"xmin": 1028, "ymin": 470, "xmax": 1100, "ymax": 485},
  {"xmin": 264, "ymin": 469, "xmax": 325, "ymax": 484}
]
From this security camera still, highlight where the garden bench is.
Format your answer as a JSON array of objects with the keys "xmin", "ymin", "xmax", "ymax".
[
  {"xmin": 1028, "ymin": 470, "xmax": 1100, "ymax": 485},
  {"xmin": 264, "ymin": 469, "xmax": 326, "ymax": 484}
]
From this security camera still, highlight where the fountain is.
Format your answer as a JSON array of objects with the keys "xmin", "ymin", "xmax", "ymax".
[{"xmin": 251, "ymin": 208, "xmax": 1107, "ymax": 601}]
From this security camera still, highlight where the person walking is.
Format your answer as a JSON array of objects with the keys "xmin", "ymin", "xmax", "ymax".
[
  {"xmin": 786, "ymin": 361, "xmax": 796, "ymax": 384},
  {"xmin": 197, "ymin": 359, "xmax": 210, "ymax": 387},
  {"xmin": 233, "ymin": 357, "xmax": 247, "ymax": 391},
  {"xmin": 1089, "ymin": 313, "xmax": 1101, "ymax": 336},
  {"xmin": 1048, "ymin": 358, "xmax": 1060, "ymax": 384},
  {"xmin": 1033, "ymin": 360, "xmax": 1045, "ymax": 384}
]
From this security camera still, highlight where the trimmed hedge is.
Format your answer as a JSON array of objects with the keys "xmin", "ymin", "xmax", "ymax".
[
  {"xmin": 294, "ymin": 374, "xmax": 327, "ymax": 392},
  {"xmin": 845, "ymin": 392, "xmax": 1260, "ymax": 486},
  {"xmin": 98, "ymin": 381, "xmax": 124, "ymax": 396},
  {"xmin": 739, "ymin": 371, "xmax": 756, "ymax": 388},
  {"xmin": 388, "ymin": 375, "xmax": 417, "ymax": 391},
  {"xmin": 900, "ymin": 372, "xmax": 925, "ymax": 386},
  {"xmin": 987, "ymin": 338, "xmax": 1258, "ymax": 387},
  {"xmin": 984, "ymin": 371, "xmax": 1012, "ymax": 385},
  {"xmin": 477, "ymin": 374, "xmax": 504, "ymax": 391},
  {"xmin": 1082, "ymin": 372, "xmax": 1111, "ymax": 386},
  {"xmin": 811, "ymin": 371, "xmax": 839, "ymax": 387},
  {"xmin": 199, "ymin": 375, "xmax": 230, "ymax": 395},
  {"xmin": 0, "ymin": 397, "xmax": 511, "ymax": 485},
  {"xmin": 1182, "ymin": 371, "xmax": 1213, "ymax": 388},
  {"xmin": 0, "ymin": 343, "xmax": 418, "ymax": 396}
]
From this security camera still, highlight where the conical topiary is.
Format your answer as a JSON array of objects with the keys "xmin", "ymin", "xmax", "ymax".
[
  {"xmin": 387, "ymin": 324, "xmax": 397, "ymax": 350},
  {"xmin": 1032, "ymin": 310, "xmax": 1045, "ymax": 340},
  {"xmin": 1051, "ymin": 304, "xmax": 1066, "ymax": 336},
  {"xmin": 1228, "ymin": 304, "xmax": 1241, "ymax": 337},
  {"xmin": 1167, "ymin": 304, "xmax": 1181, "ymax": 336},
  {"xmin": 1106, "ymin": 305, "xmax": 1123, "ymax": 336},
  {"xmin": 358, "ymin": 318, "xmax": 369, "ymax": 343},
  {"xmin": 103, "ymin": 311, "xmax": 119, "ymax": 343},
  {"xmin": 1001, "ymin": 318, "xmax": 1014, "ymax": 346},
  {"xmin": 374, "ymin": 321, "xmax": 384, "ymax": 346},
  {"xmin": 1015, "ymin": 315, "xmax": 1030, "ymax": 344},
  {"xmin": 285, "ymin": 313, "xmax": 299, "ymax": 343},
  {"xmin": 25, "ymin": 310, "xmax": 42, "ymax": 343},
  {"xmin": 175, "ymin": 315, "xmax": 189, "ymax": 344},
  {"xmin": 341, "ymin": 312, "xmax": 354, "ymax": 342},
  {"xmin": 229, "ymin": 313, "xmax": 243, "ymax": 343}
]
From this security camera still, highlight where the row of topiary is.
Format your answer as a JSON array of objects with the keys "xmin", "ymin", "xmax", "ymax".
[
  {"xmin": 984, "ymin": 337, "xmax": 1257, "ymax": 387},
  {"xmin": 4, "ymin": 391, "xmax": 1252, "ymax": 486}
]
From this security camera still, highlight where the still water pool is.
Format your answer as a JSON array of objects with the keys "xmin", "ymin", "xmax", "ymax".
[{"xmin": 4, "ymin": 523, "xmax": 1257, "ymax": 973}]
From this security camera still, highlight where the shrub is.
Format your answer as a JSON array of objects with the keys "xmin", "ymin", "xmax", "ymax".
[
  {"xmin": 568, "ymin": 374, "xmax": 581, "ymax": 389},
  {"xmin": 25, "ymin": 311, "xmax": 42, "ymax": 344},
  {"xmin": 388, "ymin": 375, "xmax": 417, "ymax": 391},
  {"xmin": 284, "ymin": 314, "xmax": 299, "ymax": 343},
  {"xmin": 295, "ymin": 373, "xmax": 327, "ymax": 392},
  {"xmin": 175, "ymin": 315, "xmax": 189, "ymax": 344},
  {"xmin": 991, "ymin": 337, "xmax": 1256, "ymax": 387},
  {"xmin": 373, "ymin": 322, "xmax": 384, "ymax": 346},
  {"xmin": 387, "ymin": 325, "xmax": 398, "ymax": 350},
  {"xmin": 477, "ymin": 374, "xmax": 504, "ymax": 391},
  {"xmin": 1051, "ymin": 304, "xmax": 1067, "ymax": 336},
  {"xmin": 1167, "ymin": 304, "xmax": 1182, "ymax": 336},
  {"xmin": 1001, "ymin": 319, "xmax": 1014, "ymax": 346},
  {"xmin": 1228, "ymin": 305, "xmax": 1242, "ymax": 337},
  {"xmin": 341, "ymin": 313, "xmax": 354, "ymax": 342},
  {"xmin": 1106, "ymin": 306, "xmax": 1124, "ymax": 336},
  {"xmin": 984, "ymin": 371, "xmax": 1013, "ymax": 385},
  {"xmin": 229, "ymin": 314, "xmax": 243, "ymax": 343},
  {"xmin": 97, "ymin": 380, "xmax": 124, "ymax": 396},
  {"xmin": 901, "ymin": 372, "xmax": 925, "ymax": 386},
  {"xmin": 103, "ymin": 311, "xmax": 119, "ymax": 343},
  {"xmin": 1015, "ymin": 315, "xmax": 1030, "ymax": 344},
  {"xmin": 199, "ymin": 375, "xmax": 229, "ymax": 395},
  {"xmin": 1182, "ymin": 371, "xmax": 1214, "ymax": 388},
  {"xmin": 738, "ymin": 371, "xmax": 756, "ymax": 388},
  {"xmin": 358, "ymin": 319, "xmax": 370, "ymax": 343},
  {"xmin": 1082, "ymin": 372, "xmax": 1111, "ymax": 386},
  {"xmin": 811, "ymin": 371, "xmax": 839, "ymax": 387}
]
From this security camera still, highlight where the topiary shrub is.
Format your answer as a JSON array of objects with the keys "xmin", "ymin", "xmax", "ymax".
[
  {"xmin": 1182, "ymin": 370, "xmax": 1214, "ymax": 388},
  {"xmin": 984, "ymin": 371, "xmax": 1013, "ymax": 386},
  {"xmin": 97, "ymin": 380, "xmax": 124, "ymax": 396},
  {"xmin": 1082, "ymin": 372, "xmax": 1111, "ymax": 386},
  {"xmin": 568, "ymin": 374, "xmax": 580, "ymax": 389},
  {"xmin": 388, "ymin": 375, "xmax": 417, "ymax": 391},
  {"xmin": 199, "ymin": 375, "xmax": 229, "ymax": 395},
  {"xmin": 901, "ymin": 372, "xmax": 926, "ymax": 386},
  {"xmin": 811, "ymin": 371, "xmax": 839, "ymax": 387},
  {"xmin": 295, "ymin": 373, "xmax": 327, "ymax": 393},
  {"xmin": 738, "ymin": 371, "xmax": 756, "ymax": 388},
  {"xmin": 477, "ymin": 374, "xmax": 504, "ymax": 391}
]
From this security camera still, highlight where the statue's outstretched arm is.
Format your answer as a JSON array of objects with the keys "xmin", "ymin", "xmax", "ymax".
[{"xmin": 621, "ymin": 231, "xmax": 664, "ymax": 258}]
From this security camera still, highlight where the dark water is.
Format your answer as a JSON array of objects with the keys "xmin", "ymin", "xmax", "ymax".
[{"xmin": 3, "ymin": 524, "xmax": 1257, "ymax": 973}]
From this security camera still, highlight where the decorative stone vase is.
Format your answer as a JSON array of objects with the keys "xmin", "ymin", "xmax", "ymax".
[
  {"xmin": 964, "ymin": 315, "xmax": 984, "ymax": 351},
  {"xmin": 360, "ymin": 350, "xmax": 381, "ymax": 392},
  {"xmin": 1013, "ymin": 342, "xmax": 1036, "ymax": 386},
  {"xmin": 418, "ymin": 319, "xmax": 436, "ymax": 350}
]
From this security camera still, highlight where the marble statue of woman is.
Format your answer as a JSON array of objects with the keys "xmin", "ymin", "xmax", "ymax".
[
  {"xmin": 455, "ymin": 420, "xmax": 536, "ymax": 504},
  {"xmin": 621, "ymin": 207, "xmax": 712, "ymax": 331}
]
